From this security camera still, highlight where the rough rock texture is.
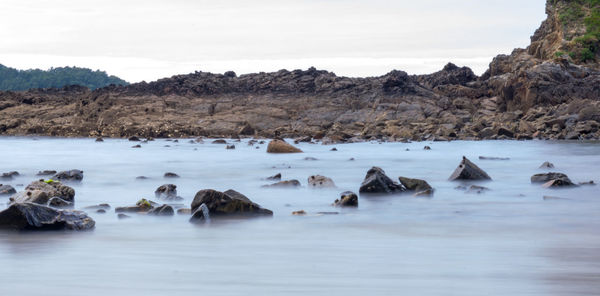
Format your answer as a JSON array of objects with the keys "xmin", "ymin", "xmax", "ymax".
[
  {"xmin": 531, "ymin": 172, "xmax": 574, "ymax": 185},
  {"xmin": 359, "ymin": 167, "xmax": 404, "ymax": 194},
  {"xmin": 154, "ymin": 184, "xmax": 182, "ymax": 201},
  {"xmin": 0, "ymin": 203, "xmax": 95, "ymax": 230},
  {"xmin": 267, "ymin": 139, "xmax": 302, "ymax": 153},
  {"xmin": 190, "ymin": 189, "xmax": 273, "ymax": 218},
  {"xmin": 52, "ymin": 170, "xmax": 84, "ymax": 182},
  {"xmin": 0, "ymin": 184, "xmax": 16, "ymax": 196},
  {"xmin": 148, "ymin": 204, "xmax": 175, "ymax": 216},
  {"xmin": 398, "ymin": 177, "xmax": 434, "ymax": 196},
  {"xmin": 332, "ymin": 191, "xmax": 358, "ymax": 207},
  {"xmin": 10, "ymin": 180, "xmax": 75, "ymax": 206},
  {"xmin": 449, "ymin": 157, "xmax": 492, "ymax": 181}
]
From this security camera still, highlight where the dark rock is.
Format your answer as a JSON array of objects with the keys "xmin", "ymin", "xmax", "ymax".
[
  {"xmin": 308, "ymin": 175, "xmax": 335, "ymax": 188},
  {"xmin": 48, "ymin": 197, "xmax": 73, "ymax": 208},
  {"xmin": 135, "ymin": 176, "xmax": 149, "ymax": 180},
  {"xmin": 579, "ymin": 180, "xmax": 596, "ymax": 186},
  {"xmin": 83, "ymin": 204, "xmax": 111, "ymax": 210},
  {"xmin": 95, "ymin": 137, "xmax": 104, "ymax": 142},
  {"xmin": 164, "ymin": 172, "xmax": 180, "ymax": 178},
  {"xmin": 131, "ymin": 144, "xmax": 142, "ymax": 148},
  {"xmin": 359, "ymin": 167, "xmax": 404, "ymax": 194},
  {"xmin": 1, "ymin": 171, "xmax": 19, "ymax": 180},
  {"xmin": 497, "ymin": 127, "xmax": 514, "ymax": 138},
  {"xmin": 531, "ymin": 172, "xmax": 573, "ymax": 184},
  {"xmin": 190, "ymin": 205, "xmax": 209, "ymax": 222},
  {"xmin": 479, "ymin": 156, "xmax": 510, "ymax": 160},
  {"xmin": 128, "ymin": 136, "xmax": 140, "ymax": 141},
  {"xmin": 10, "ymin": 180, "xmax": 75, "ymax": 205},
  {"xmin": 330, "ymin": 147, "xmax": 338, "ymax": 151},
  {"xmin": 398, "ymin": 177, "xmax": 433, "ymax": 192},
  {"xmin": 226, "ymin": 144, "xmax": 235, "ymax": 149},
  {"xmin": 539, "ymin": 161, "xmax": 555, "ymax": 169},
  {"xmin": 52, "ymin": 169, "xmax": 84, "ymax": 182},
  {"xmin": 154, "ymin": 184, "xmax": 182, "ymax": 201},
  {"xmin": 212, "ymin": 139, "xmax": 227, "ymax": 144},
  {"xmin": 36, "ymin": 170, "xmax": 57, "ymax": 176},
  {"xmin": 266, "ymin": 173, "xmax": 281, "ymax": 181},
  {"xmin": 96, "ymin": 209, "xmax": 106, "ymax": 213},
  {"xmin": 0, "ymin": 203, "xmax": 94, "ymax": 231},
  {"xmin": 190, "ymin": 189, "xmax": 273, "ymax": 219},
  {"xmin": 117, "ymin": 213, "xmax": 130, "ymax": 219},
  {"xmin": 267, "ymin": 139, "xmax": 302, "ymax": 153},
  {"xmin": 177, "ymin": 208, "xmax": 192, "ymax": 215},
  {"xmin": 423, "ymin": 146, "xmax": 431, "ymax": 150},
  {"xmin": 466, "ymin": 185, "xmax": 490, "ymax": 194},
  {"xmin": 262, "ymin": 180, "xmax": 301, "ymax": 188},
  {"xmin": 449, "ymin": 156, "xmax": 491, "ymax": 181},
  {"xmin": 0, "ymin": 184, "xmax": 16, "ymax": 196},
  {"xmin": 332, "ymin": 191, "xmax": 358, "ymax": 207},
  {"xmin": 148, "ymin": 204, "xmax": 174, "ymax": 216},
  {"xmin": 542, "ymin": 179, "xmax": 576, "ymax": 188}
]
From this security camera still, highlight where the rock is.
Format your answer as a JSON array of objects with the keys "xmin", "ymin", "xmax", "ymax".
[
  {"xmin": 266, "ymin": 173, "xmax": 281, "ymax": 181},
  {"xmin": 190, "ymin": 205, "xmax": 210, "ymax": 222},
  {"xmin": 579, "ymin": 181, "xmax": 596, "ymax": 186},
  {"xmin": 177, "ymin": 208, "xmax": 192, "ymax": 215},
  {"xmin": 292, "ymin": 210, "xmax": 307, "ymax": 215},
  {"xmin": 423, "ymin": 146, "xmax": 431, "ymax": 150},
  {"xmin": 497, "ymin": 127, "xmax": 514, "ymax": 138},
  {"xmin": 190, "ymin": 189, "xmax": 273, "ymax": 219},
  {"xmin": 1, "ymin": 171, "xmax": 19, "ymax": 180},
  {"xmin": 308, "ymin": 175, "xmax": 336, "ymax": 188},
  {"xmin": 449, "ymin": 157, "xmax": 491, "ymax": 181},
  {"xmin": 115, "ymin": 198, "xmax": 154, "ymax": 213},
  {"xmin": 36, "ymin": 170, "xmax": 57, "ymax": 176},
  {"xmin": 466, "ymin": 185, "xmax": 490, "ymax": 194},
  {"xmin": 531, "ymin": 172, "xmax": 573, "ymax": 184},
  {"xmin": 48, "ymin": 197, "xmax": 73, "ymax": 208},
  {"xmin": 83, "ymin": 204, "xmax": 111, "ymax": 210},
  {"xmin": 398, "ymin": 177, "xmax": 433, "ymax": 192},
  {"xmin": 96, "ymin": 209, "xmax": 106, "ymax": 214},
  {"xmin": 128, "ymin": 136, "xmax": 141, "ymax": 141},
  {"xmin": 154, "ymin": 184, "xmax": 182, "ymax": 201},
  {"xmin": 316, "ymin": 212, "xmax": 339, "ymax": 215},
  {"xmin": 332, "ymin": 191, "xmax": 358, "ymax": 207},
  {"xmin": 266, "ymin": 139, "xmax": 302, "ymax": 153},
  {"xmin": 10, "ymin": 180, "xmax": 75, "ymax": 206},
  {"xmin": 543, "ymin": 196, "xmax": 569, "ymax": 201},
  {"xmin": 304, "ymin": 157, "xmax": 318, "ymax": 161},
  {"xmin": 226, "ymin": 144, "xmax": 235, "ymax": 149},
  {"xmin": 262, "ymin": 180, "xmax": 301, "ymax": 188},
  {"xmin": 212, "ymin": 139, "xmax": 227, "ymax": 144},
  {"xmin": 539, "ymin": 161, "xmax": 555, "ymax": 169},
  {"xmin": 359, "ymin": 167, "xmax": 404, "ymax": 194},
  {"xmin": 148, "ymin": 204, "xmax": 174, "ymax": 216},
  {"xmin": 479, "ymin": 156, "xmax": 510, "ymax": 160},
  {"xmin": 117, "ymin": 213, "xmax": 130, "ymax": 219},
  {"xmin": 414, "ymin": 189, "xmax": 434, "ymax": 197},
  {"xmin": 135, "ymin": 176, "xmax": 149, "ymax": 180},
  {"xmin": 330, "ymin": 148, "xmax": 338, "ymax": 151},
  {"xmin": 52, "ymin": 169, "xmax": 84, "ymax": 182},
  {"xmin": 164, "ymin": 172, "xmax": 180, "ymax": 178},
  {"xmin": 131, "ymin": 144, "xmax": 142, "ymax": 148},
  {"xmin": 238, "ymin": 124, "xmax": 255, "ymax": 136},
  {"xmin": 542, "ymin": 179, "xmax": 576, "ymax": 188},
  {"xmin": 95, "ymin": 137, "xmax": 104, "ymax": 142},
  {"xmin": 0, "ymin": 184, "xmax": 16, "ymax": 196},
  {"xmin": 0, "ymin": 203, "xmax": 94, "ymax": 231}
]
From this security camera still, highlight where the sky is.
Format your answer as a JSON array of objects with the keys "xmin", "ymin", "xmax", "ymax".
[{"xmin": 0, "ymin": 0, "xmax": 547, "ymax": 82}]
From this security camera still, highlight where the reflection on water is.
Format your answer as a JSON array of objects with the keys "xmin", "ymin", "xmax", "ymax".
[{"xmin": 0, "ymin": 137, "xmax": 599, "ymax": 295}]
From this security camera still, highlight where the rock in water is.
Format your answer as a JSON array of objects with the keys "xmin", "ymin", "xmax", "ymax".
[
  {"xmin": 148, "ymin": 204, "xmax": 174, "ymax": 216},
  {"xmin": 212, "ymin": 139, "xmax": 227, "ymax": 144},
  {"xmin": 189, "ymin": 189, "xmax": 272, "ymax": 220},
  {"xmin": 398, "ymin": 177, "xmax": 433, "ymax": 192},
  {"xmin": 10, "ymin": 180, "xmax": 75, "ymax": 206},
  {"xmin": 154, "ymin": 184, "xmax": 182, "ymax": 201},
  {"xmin": 0, "ymin": 203, "xmax": 95, "ymax": 231},
  {"xmin": 0, "ymin": 184, "xmax": 16, "ymax": 196},
  {"xmin": 266, "ymin": 139, "xmax": 302, "ymax": 153},
  {"xmin": 36, "ymin": 170, "xmax": 57, "ymax": 176},
  {"xmin": 52, "ymin": 169, "xmax": 84, "ymax": 182},
  {"xmin": 448, "ymin": 157, "xmax": 491, "ymax": 181},
  {"xmin": 359, "ymin": 167, "xmax": 404, "ymax": 194},
  {"xmin": 539, "ymin": 161, "xmax": 555, "ymax": 169},
  {"xmin": 542, "ymin": 179, "xmax": 576, "ymax": 188},
  {"xmin": 308, "ymin": 175, "xmax": 336, "ymax": 188},
  {"xmin": 332, "ymin": 191, "xmax": 358, "ymax": 207},
  {"xmin": 266, "ymin": 173, "xmax": 282, "ymax": 181},
  {"xmin": 1, "ymin": 171, "xmax": 19, "ymax": 180},
  {"xmin": 262, "ymin": 180, "xmax": 301, "ymax": 188},
  {"xmin": 531, "ymin": 172, "xmax": 573, "ymax": 184},
  {"xmin": 164, "ymin": 172, "xmax": 180, "ymax": 178}
]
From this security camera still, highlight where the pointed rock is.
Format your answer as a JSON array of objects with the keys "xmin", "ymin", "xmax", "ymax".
[
  {"xmin": 449, "ymin": 157, "xmax": 491, "ymax": 181},
  {"xmin": 359, "ymin": 167, "xmax": 404, "ymax": 194}
]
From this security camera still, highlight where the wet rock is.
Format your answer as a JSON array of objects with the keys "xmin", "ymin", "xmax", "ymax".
[
  {"xmin": 0, "ymin": 184, "xmax": 16, "ymax": 196},
  {"xmin": 10, "ymin": 180, "xmax": 75, "ymax": 206},
  {"xmin": 131, "ymin": 144, "xmax": 142, "ymax": 148},
  {"xmin": 164, "ymin": 172, "xmax": 180, "ymax": 178},
  {"xmin": 466, "ymin": 185, "xmax": 490, "ymax": 194},
  {"xmin": 262, "ymin": 180, "xmax": 301, "ymax": 188},
  {"xmin": 359, "ymin": 167, "xmax": 404, "ymax": 194},
  {"xmin": 52, "ymin": 169, "xmax": 84, "ymax": 182},
  {"xmin": 479, "ymin": 156, "xmax": 510, "ymax": 160},
  {"xmin": 128, "ymin": 136, "xmax": 141, "ymax": 141},
  {"xmin": 83, "ymin": 204, "xmax": 111, "ymax": 210},
  {"xmin": 266, "ymin": 173, "xmax": 281, "ymax": 181},
  {"xmin": 292, "ymin": 210, "xmax": 307, "ymax": 215},
  {"xmin": 115, "ymin": 198, "xmax": 154, "ymax": 213},
  {"xmin": 155, "ymin": 184, "xmax": 182, "ymax": 201},
  {"xmin": 48, "ymin": 197, "xmax": 73, "ymax": 208},
  {"xmin": 308, "ymin": 175, "xmax": 336, "ymax": 188},
  {"xmin": 266, "ymin": 139, "xmax": 302, "ymax": 153},
  {"xmin": 95, "ymin": 137, "xmax": 104, "ymax": 142},
  {"xmin": 0, "ymin": 203, "xmax": 94, "ymax": 231},
  {"xmin": 117, "ymin": 213, "xmax": 130, "ymax": 219},
  {"xmin": 413, "ymin": 189, "xmax": 434, "ymax": 197},
  {"xmin": 1, "ymin": 171, "xmax": 19, "ymax": 180},
  {"xmin": 96, "ymin": 209, "xmax": 106, "ymax": 214},
  {"xmin": 531, "ymin": 172, "xmax": 573, "ymax": 184},
  {"xmin": 190, "ymin": 189, "xmax": 273, "ymax": 219},
  {"xmin": 539, "ymin": 161, "xmax": 555, "ymax": 169},
  {"xmin": 330, "ymin": 147, "xmax": 338, "ymax": 151},
  {"xmin": 177, "ymin": 208, "xmax": 192, "ymax": 215},
  {"xmin": 423, "ymin": 146, "xmax": 431, "ymax": 150},
  {"xmin": 212, "ymin": 139, "xmax": 227, "ymax": 144},
  {"xmin": 148, "ymin": 204, "xmax": 174, "ymax": 216},
  {"xmin": 398, "ymin": 177, "xmax": 433, "ymax": 193},
  {"xmin": 226, "ymin": 144, "xmax": 235, "ymax": 149},
  {"xmin": 36, "ymin": 170, "xmax": 57, "ymax": 176},
  {"xmin": 449, "ymin": 157, "xmax": 491, "ymax": 181},
  {"xmin": 332, "ymin": 191, "xmax": 358, "ymax": 207},
  {"xmin": 542, "ymin": 179, "xmax": 576, "ymax": 188}
]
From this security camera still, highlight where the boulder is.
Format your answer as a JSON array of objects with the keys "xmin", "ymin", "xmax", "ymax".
[
  {"xmin": 36, "ymin": 170, "xmax": 57, "ymax": 176},
  {"xmin": 448, "ymin": 157, "xmax": 491, "ymax": 181},
  {"xmin": 308, "ymin": 175, "xmax": 336, "ymax": 188},
  {"xmin": 266, "ymin": 173, "xmax": 282, "ymax": 181},
  {"xmin": 332, "ymin": 191, "xmax": 358, "ymax": 207},
  {"xmin": 212, "ymin": 139, "xmax": 227, "ymax": 144},
  {"xmin": 190, "ymin": 189, "xmax": 273, "ymax": 219},
  {"xmin": 539, "ymin": 161, "xmax": 555, "ymax": 169},
  {"xmin": 0, "ymin": 203, "xmax": 95, "ymax": 231},
  {"xmin": 154, "ymin": 184, "xmax": 182, "ymax": 201},
  {"xmin": 262, "ymin": 180, "xmax": 301, "ymax": 188},
  {"xmin": 398, "ymin": 177, "xmax": 433, "ymax": 192},
  {"xmin": 10, "ymin": 180, "xmax": 75, "ymax": 206},
  {"xmin": 266, "ymin": 139, "xmax": 302, "ymax": 153},
  {"xmin": 1, "ymin": 171, "xmax": 19, "ymax": 180},
  {"xmin": 359, "ymin": 167, "xmax": 404, "ymax": 194},
  {"xmin": 148, "ymin": 204, "xmax": 174, "ymax": 216},
  {"xmin": 531, "ymin": 172, "xmax": 573, "ymax": 184},
  {"xmin": 52, "ymin": 169, "xmax": 84, "ymax": 182},
  {"xmin": 128, "ymin": 136, "xmax": 141, "ymax": 141},
  {"xmin": 115, "ymin": 198, "xmax": 154, "ymax": 213},
  {"xmin": 226, "ymin": 144, "xmax": 235, "ymax": 149},
  {"xmin": 164, "ymin": 172, "xmax": 180, "ymax": 178},
  {"xmin": 542, "ymin": 179, "xmax": 576, "ymax": 188},
  {"xmin": 0, "ymin": 184, "xmax": 16, "ymax": 196}
]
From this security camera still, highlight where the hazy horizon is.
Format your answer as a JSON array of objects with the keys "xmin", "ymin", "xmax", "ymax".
[{"xmin": 0, "ymin": 0, "xmax": 546, "ymax": 82}]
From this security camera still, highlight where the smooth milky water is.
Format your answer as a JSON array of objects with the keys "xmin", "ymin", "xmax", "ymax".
[{"xmin": 0, "ymin": 137, "xmax": 599, "ymax": 295}]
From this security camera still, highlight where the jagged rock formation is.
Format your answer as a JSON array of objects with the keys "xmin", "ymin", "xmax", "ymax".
[{"xmin": 0, "ymin": 0, "xmax": 598, "ymax": 141}]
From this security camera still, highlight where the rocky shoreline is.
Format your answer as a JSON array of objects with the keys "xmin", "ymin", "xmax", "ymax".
[{"xmin": 0, "ymin": 0, "xmax": 599, "ymax": 141}]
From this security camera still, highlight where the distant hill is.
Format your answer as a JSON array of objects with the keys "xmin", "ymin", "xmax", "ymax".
[{"xmin": 0, "ymin": 64, "xmax": 128, "ymax": 91}]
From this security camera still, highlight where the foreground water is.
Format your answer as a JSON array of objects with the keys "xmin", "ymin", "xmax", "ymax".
[{"xmin": 0, "ymin": 137, "xmax": 599, "ymax": 295}]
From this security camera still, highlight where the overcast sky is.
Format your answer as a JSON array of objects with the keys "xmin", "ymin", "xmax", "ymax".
[{"xmin": 0, "ymin": 0, "xmax": 546, "ymax": 82}]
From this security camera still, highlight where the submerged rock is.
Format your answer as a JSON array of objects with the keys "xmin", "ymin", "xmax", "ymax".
[
  {"xmin": 292, "ymin": 210, "xmax": 307, "ymax": 216},
  {"xmin": 359, "ymin": 167, "xmax": 404, "ymax": 194},
  {"xmin": 189, "ymin": 189, "xmax": 273, "ymax": 220},
  {"xmin": 0, "ymin": 203, "xmax": 94, "ymax": 231},
  {"xmin": 266, "ymin": 173, "xmax": 282, "ymax": 181},
  {"xmin": 95, "ymin": 137, "xmax": 104, "ymax": 142},
  {"xmin": 154, "ymin": 184, "xmax": 182, "ymax": 201},
  {"xmin": 479, "ymin": 156, "xmax": 510, "ymax": 160},
  {"xmin": 1, "ymin": 171, "xmax": 19, "ymax": 180},
  {"xmin": 332, "ymin": 191, "xmax": 358, "ymax": 207},
  {"xmin": 465, "ymin": 185, "xmax": 490, "ymax": 194},
  {"xmin": 52, "ymin": 169, "xmax": 84, "ymax": 182},
  {"xmin": 542, "ymin": 179, "xmax": 576, "ymax": 188},
  {"xmin": 266, "ymin": 139, "xmax": 302, "ymax": 153},
  {"xmin": 448, "ymin": 157, "xmax": 491, "ymax": 181},
  {"xmin": 164, "ymin": 172, "xmax": 180, "ymax": 178},
  {"xmin": 226, "ymin": 144, "xmax": 236, "ymax": 150},
  {"xmin": 308, "ymin": 175, "xmax": 336, "ymax": 188},
  {"xmin": 0, "ymin": 184, "xmax": 16, "ymax": 196},
  {"xmin": 36, "ymin": 170, "xmax": 57, "ymax": 176},
  {"xmin": 117, "ymin": 213, "xmax": 130, "ymax": 219},
  {"xmin": 262, "ymin": 180, "xmax": 301, "ymax": 188},
  {"xmin": 83, "ymin": 204, "xmax": 111, "ymax": 210}
]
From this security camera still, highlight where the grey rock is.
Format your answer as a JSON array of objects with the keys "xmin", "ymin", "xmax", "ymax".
[
  {"xmin": 0, "ymin": 203, "xmax": 94, "ymax": 231},
  {"xmin": 359, "ymin": 167, "xmax": 404, "ymax": 194},
  {"xmin": 449, "ymin": 156, "xmax": 491, "ymax": 181},
  {"xmin": 332, "ymin": 191, "xmax": 358, "ymax": 207}
]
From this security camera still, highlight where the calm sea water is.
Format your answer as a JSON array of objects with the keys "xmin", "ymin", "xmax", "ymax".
[{"xmin": 0, "ymin": 137, "xmax": 599, "ymax": 296}]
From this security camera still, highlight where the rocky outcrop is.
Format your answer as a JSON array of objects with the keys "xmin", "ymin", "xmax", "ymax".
[
  {"xmin": 449, "ymin": 157, "xmax": 492, "ymax": 181},
  {"xmin": 189, "ymin": 189, "xmax": 273, "ymax": 220},
  {"xmin": 0, "ymin": 203, "xmax": 95, "ymax": 231},
  {"xmin": 359, "ymin": 167, "xmax": 404, "ymax": 194}
]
